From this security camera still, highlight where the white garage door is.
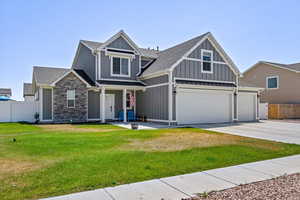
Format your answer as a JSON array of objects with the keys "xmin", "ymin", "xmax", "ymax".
[
  {"xmin": 238, "ymin": 93, "xmax": 256, "ymax": 121},
  {"xmin": 176, "ymin": 89, "xmax": 233, "ymax": 124}
]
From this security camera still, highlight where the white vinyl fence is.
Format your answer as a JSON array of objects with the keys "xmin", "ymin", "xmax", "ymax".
[
  {"xmin": 0, "ymin": 101, "xmax": 39, "ymax": 122},
  {"xmin": 259, "ymin": 103, "xmax": 268, "ymax": 120}
]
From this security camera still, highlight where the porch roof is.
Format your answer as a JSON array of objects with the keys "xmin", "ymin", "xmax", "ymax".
[{"xmin": 97, "ymin": 80, "xmax": 146, "ymax": 87}]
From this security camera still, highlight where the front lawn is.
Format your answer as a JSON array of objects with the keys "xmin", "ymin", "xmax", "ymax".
[{"xmin": 1, "ymin": 123, "xmax": 300, "ymax": 200}]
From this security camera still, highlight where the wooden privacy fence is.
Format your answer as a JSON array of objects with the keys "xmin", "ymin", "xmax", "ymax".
[{"xmin": 268, "ymin": 104, "xmax": 300, "ymax": 119}]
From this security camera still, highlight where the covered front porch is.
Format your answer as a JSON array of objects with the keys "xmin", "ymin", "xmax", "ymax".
[{"xmin": 87, "ymin": 83, "xmax": 144, "ymax": 123}]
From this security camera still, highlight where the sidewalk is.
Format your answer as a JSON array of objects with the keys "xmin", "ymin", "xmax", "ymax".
[{"xmin": 42, "ymin": 154, "xmax": 300, "ymax": 200}]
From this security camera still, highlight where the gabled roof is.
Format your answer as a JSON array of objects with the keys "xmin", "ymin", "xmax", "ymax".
[
  {"xmin": 33, "ymin": 66, "xmax": 95, "ymax": 87},
  {"xmin": 33, "ymin": 66, "xmax": 70, "ymax": 85},
  {"xmin": 98, "ymin": 30, "xmax": 141, "ymax": 54},
  {"xmin": 0, "ymin": 88, "xmax": 12, "ymax": 96},
  {"xmin": 80, "ymin": 40, "xmax": 159, "ymax": 58},
  {"xmin": 140, "ymin": 32, "xmax": 241, "ymax": 78},
  {"xmin": 23, "ymin": 83, "xmax": 34, "ymax": 97},
  {"xmin": 244, "ymin": 61, "xmax": 300, "ymax": 74}
]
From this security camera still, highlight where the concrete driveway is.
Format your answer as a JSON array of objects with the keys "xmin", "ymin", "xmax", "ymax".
[{"xmin": 193, "ymin": 120, "xmax": 300, "ymax": 145}]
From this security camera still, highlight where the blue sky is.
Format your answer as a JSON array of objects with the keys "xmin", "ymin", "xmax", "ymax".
[{"xmin": 1, "ymin": 0, "xmax": 299, "ymax": 100}]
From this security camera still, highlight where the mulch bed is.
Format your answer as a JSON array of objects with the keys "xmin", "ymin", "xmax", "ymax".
[{"xmin": 182, "ymin": 173, "xmax": 300, "ymax": 200}]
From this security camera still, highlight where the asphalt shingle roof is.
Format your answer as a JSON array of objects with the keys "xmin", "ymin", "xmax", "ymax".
[
  {"xmin": 80, "ymin": 40, "xmax": 159, "ymax": 58},
  {"xmin": 141, "ymin": 33, "xmax": 209, "ymax": 76},
  {"xmin": 263, "ymin": 61, "xmax": 300, "ymax": 72},
  {"xmin": 23, "ymin": 83, "xmax": 34, "ymax": 96},
  {"xmin": 33, "ymin": 66, "xmax": 70, "ymax": 85}
]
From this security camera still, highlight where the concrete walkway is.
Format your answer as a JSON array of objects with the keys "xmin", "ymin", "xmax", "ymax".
[
  {"xmin": 111, "ymin": 122, "xmax": 175, "ymax": 130},
  {"xmin": 42, "ymin": 154, "xmax": 300, "ymax": 200}
]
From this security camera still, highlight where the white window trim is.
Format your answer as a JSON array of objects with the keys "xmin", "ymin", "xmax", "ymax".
[
  {"xmin": 201, "ymin": 49, "xmax": 213, "ymax": 74},
  {"xmin": 266, "ymin": 75, "xmax": 279, "ymax": 89},
  {"xmin": 67, "ymin": 90, "xmax": 76, "ymax": 108},
  {"xmin": 110, "ymin": 56, "xmax": 131, "ymax": 78}
]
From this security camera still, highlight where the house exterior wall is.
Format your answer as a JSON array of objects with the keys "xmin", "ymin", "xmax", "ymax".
[
  {"xmin": 136, "ymin": 85, "xmax": 169, "ymax": 120},
  {"xmin": 173, "ymin": 61, "xmax": 236, "ymax": 82},
  {"xmin": 188, "ymin": 39, "xmax": 225, "ymax": 62},
  {"xmin": 100, "ymin": 51, "xmax": 140, "ymax": 81},
  {"xmin": 42, "ymin": 88, "xmax": 52, "ymax": 120},
  {"xmin": 73, "ymin": 43, "xmax": 96, "ymax": 81},
  {"xmin": 24, "ymin": 96, "xmax": 35, "ymax": 102},
  {"xmin": 53, "ymin": 73, "xmax": 88, "ymax": 122},
  {"xmin": 88, "ymin": 90, "xmax": 100, "ymax": 119},
  {"xmin": 242, "ymin": 63, "xmax": 300, "ymax": 104},
  {"xmin": 107, "ymin": 36, "xmax": 134, "ymax": 51},
  {"xmin": 173, "ymin": 39, "xmax": 236, "ymax": 83}
]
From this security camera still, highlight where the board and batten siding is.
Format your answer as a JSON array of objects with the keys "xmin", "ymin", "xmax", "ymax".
[
  {"xmin": 188, "ymin": 39, "xmax": 224, "ymax": 62},
  {"xmin": 100, "ymin": 51, "xmax": 140, "ymax": 81},
  {"xmin": 107, "ymin": 36, "xmax": 134, "ymax": 51},
  {"xmin": 173, "ymin": 39, "xmax": 237, "ymax": 83},
  {"xmin": 136, "ymin": 85, "xmax": 168, "ymax": 120},
  {"xmin": 42, "ymin": 88, "xmax": 52, "ymax": 120},
  {"xmin": 88, "ymin": 91, "xmax": 100, "ymax": 119},
  {"xmin": 73, "ymin": 43, "xmax": 96, "ymax": 81},
  {"xmin": 174, "ymin": 60, "xmax": 236, "ymax": 82}
]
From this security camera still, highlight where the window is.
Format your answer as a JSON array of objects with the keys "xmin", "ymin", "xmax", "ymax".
[
  {"xmin": 67, "ymin": 90, "xmax": 75, "ymax": 108},
  {"xmin": 126, "ymin": 91, "xmax": 133, "ymax": 109},
  {"xmin": 112, "ymin": 57, "xmax": 130, "ymax": 76},
  {"xmin": 201, "ymin": 50, "xmax": 213, "ymax": 73},
  {"xmin": 267, "ymin": 76, "xmax": 279, "ymax": 89}
]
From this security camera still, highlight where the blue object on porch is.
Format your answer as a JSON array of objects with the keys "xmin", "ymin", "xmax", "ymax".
[
  {"xmin": 118, "ymin": 110, "xmax": 136, "ymax": 121},
  {"xmin": 127, "ymin": 110, "xmax": 136, "ymax": 121},
  {"xmin": 0, "ymin": 96, "xmax": 11, "ymax": 101}
]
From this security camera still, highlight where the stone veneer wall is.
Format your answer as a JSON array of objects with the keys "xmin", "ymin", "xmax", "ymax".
[{"xmin": 53, "ymin": 73, "xmax": 88, "ymax": 122}]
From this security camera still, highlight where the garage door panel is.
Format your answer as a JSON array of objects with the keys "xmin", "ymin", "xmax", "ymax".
[
  {"xmin": 238, "ymin": 93, "xmax": 256, "ymax": 121},
  {"xmin": 177, "ymin": 89, "xmax": 233, "ymax": 124}
]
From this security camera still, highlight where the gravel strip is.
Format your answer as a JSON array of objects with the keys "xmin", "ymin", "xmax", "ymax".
[{"xmin": 182, "ymin": 173, "xmax": 300, "ymax": 200}]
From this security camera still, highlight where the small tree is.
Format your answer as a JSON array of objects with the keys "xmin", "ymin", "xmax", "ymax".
[{"xmin": 34, "ymin": 112, "xmax": 40, "ymax": 124}]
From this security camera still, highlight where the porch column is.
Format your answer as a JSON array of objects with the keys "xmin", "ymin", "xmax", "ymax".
[
  {"xmin": 101, "ymin": 87, "xmax": 105, "ymax": 123},
  {"xmin": 133, "ymin": 90, "xmax": 136, "ymax": 117},
  {"xmin": 123, "ymin": 88, "xmax": 127, "ymax": 122}
]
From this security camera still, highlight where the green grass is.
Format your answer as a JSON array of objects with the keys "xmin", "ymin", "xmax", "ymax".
[{"xmin": 1, "ymin": 123, "xmax": 300, "ymax": 200}]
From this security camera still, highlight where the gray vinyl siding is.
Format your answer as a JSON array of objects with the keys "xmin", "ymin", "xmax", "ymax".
[
  {"xmin": 173, "ymin": 60, "xmax": 236, "ymax": 82},
  {"xmin": 100, "ymin": 51, "xmax": 140, "ymax": 80},
  {"xmin": 234, "ymin": 93, "xmax": 237, "ymax": 119},
  {"xmin": 143, "ymin": 75, "xmax": 169, "ymax": 85},
  {"xmin": 73, "ymin": 43, "xmax": 96, "ymax": 81},
  {"xmin": 107, "ymin": 37, "xmax": 134, "ymax": 51},
  {"xmin": 42, "ymin": 88, "xmax": 52, "ymax": 120},
  {"xmin": 136, "ymin": 86, "xmax": 168, "ymax": 120},
  {"xmin": 88, "ymin": 91, "xmax": 100, "ymax": 119},
  {"xmin": 188, "ymin": 39, "xmax": 224, "ymax": 62}
]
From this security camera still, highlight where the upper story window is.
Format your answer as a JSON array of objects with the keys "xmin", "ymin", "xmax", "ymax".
[
  {"xmin": 266, "ymin": 76, "xmax": 279, "ymax": 89},
  {"xmin": 111, "ymin": 57, "xmax": 130, "ymax": 77},
  {"xmin": 67, "ymin": 90, "xmax": 75, "ymax": 108},
  {"xmin": 201, "ymin": 50, "xmax": 213, "ymax": 73}
]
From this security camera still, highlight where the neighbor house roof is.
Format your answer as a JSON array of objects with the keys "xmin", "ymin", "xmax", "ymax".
[
  {"xmin": 244, "ymin": 61, "xmax": 300, "ymax": 74},
  {"xmin": 23, "ymin": 83, "xmax": 34, "ymax": 97},
  {"xmin": 0, "ymin": 88, "xmax": 12, "ymax": 96},
  {"xmin": 80, "ymin": 40, "xmax": 159, "ymax": 58}
]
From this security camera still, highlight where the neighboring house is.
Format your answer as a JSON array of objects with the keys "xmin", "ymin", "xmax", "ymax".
[
  {"xmin": 242, "ymin": 61, "xmax": 300, "ymax": 104},
  {"xmin": 0, "ymin": 88, "xmax": 12, "ymax": 97},
  {"xmin": 23, "ymin": 83, "xmax": 35, "ymax": 101},
  {"xmin": 30, "ymin": 30, "xmax": 260, "ymax": 124}
]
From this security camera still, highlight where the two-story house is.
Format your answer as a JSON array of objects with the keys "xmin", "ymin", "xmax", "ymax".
[{"xmin": 30, "ymin": 30, "xmax": 260, "ymax": 124}]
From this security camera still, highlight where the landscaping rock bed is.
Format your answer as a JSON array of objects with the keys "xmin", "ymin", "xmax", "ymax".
[{"xmin": 183, "ymin": 173, "xmax": 300, "ymax": 200}]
